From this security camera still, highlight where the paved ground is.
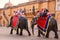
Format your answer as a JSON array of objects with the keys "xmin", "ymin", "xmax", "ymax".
[{"xmin": 0, "ymin": 27, "xmax": 60, "ymax": 40}]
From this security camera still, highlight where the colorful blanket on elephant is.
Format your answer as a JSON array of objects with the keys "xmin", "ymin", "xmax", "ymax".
[
  {"xmin": 12, "ymin": 15, "xmax": 19, "ymax": 28},
  {"xmin": 37, "ymin": 15, "xmax": 51, "ymax": 33}
]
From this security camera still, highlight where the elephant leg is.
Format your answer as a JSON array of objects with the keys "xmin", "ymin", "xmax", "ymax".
[
  {"xmin": 37, "ymin": 29, "xmax": 41, "ymax": 37},
  {"xmin": 20, "ymin": 29, "xmax": 23, "ymax": 36},
  {"xmin": 26, "ymin": 28, "xmax": 31, "ymax": 36},
  {"xmin": 16, "ymin": 28, "xmax": 19, "ymax": 35},
  {"xmin": 31, "ymin": 24, "xmax": 34, "ymax": 35},
  {"xmin": 53, "ymin": 30, "xmax": 58, "ymax": 39},
  {"xmin": 10, "ymin": 28, "xmax": 13, "ymax": 34},
  {"xmin": 39, "ymin": 30, "xmax": 45, "ymax": 37},
  {"xmin": 45, "ymin": 29, "xmax": 50, "ymax": 38}
]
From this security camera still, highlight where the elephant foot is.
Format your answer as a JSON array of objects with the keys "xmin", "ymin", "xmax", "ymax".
[
  {"xmin": 16, "ymin": 33, "xmax": 19, "ymax": 35},
  {"xmin": 10, "ymin": 33, "xmax": 13, "ymax": 34},
  {"xmin": 54, "ymin": 36, "xmax": 59, "ymax": 39},
  {"xmin": 37, "ymin": 35, "xmax": 41, "ymax": 37},
  {"xmin": 45, "ymin": 36, "xmax": 49, "ymax": 38},
  {"xmin": 28, "ymin": 34, "xmax": 31, "ymax": 36},
  {"xmin": 20, "ymin": 34, "xmax": 23, "ymax": 36}
]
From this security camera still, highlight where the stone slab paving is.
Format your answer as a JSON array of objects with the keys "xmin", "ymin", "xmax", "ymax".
[{"xmin": 0, "ymin": 27, "xmax": 60, "ymax": 40}]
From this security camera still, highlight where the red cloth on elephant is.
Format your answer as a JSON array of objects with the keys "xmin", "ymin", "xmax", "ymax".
[
  {"xmin": 37, "ymin": 15, "xmax": 48, "ymax": 29},
  {"xmin": 12, "ymin": 15, "xmax": 19, "ymax": 28}
]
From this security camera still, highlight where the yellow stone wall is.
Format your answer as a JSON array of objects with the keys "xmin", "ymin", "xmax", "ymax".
[
  {"xmin": 40, "ymin": 2, "xmax": 48, "ymax": 9},
  {"xmin": 48, "ymin": 1, "xmax": 55, "ymax": 13}
]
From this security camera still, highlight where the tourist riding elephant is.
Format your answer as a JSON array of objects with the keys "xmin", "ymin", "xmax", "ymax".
[{"xmin": 9, "ymin": 16, "xmax": 31, "ymax": 36}]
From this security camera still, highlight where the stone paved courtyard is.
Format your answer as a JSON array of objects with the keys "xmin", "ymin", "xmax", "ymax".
[{"xmin": 0, "ymin": 27, "xmax": 60, "ymax": 40}]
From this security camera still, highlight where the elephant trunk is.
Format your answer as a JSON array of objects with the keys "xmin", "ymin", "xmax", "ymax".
[{"xmin": 31, "ymin": 25, "xmax": 34, "ymax": 35}]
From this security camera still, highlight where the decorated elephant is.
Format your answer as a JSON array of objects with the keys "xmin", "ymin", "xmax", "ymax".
[
  {"xmin": 31, "ymin": 9, "xmax": 58, "ymax": 39},
  {"xmin": 31, "ymin": 8, "xmax": 49, "ymax": 36},
  {"xmin": 8, "ymin": 16, "xmax": 31, "ymax": 36}
]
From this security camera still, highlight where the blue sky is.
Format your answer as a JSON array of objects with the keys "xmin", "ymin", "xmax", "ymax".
[{"xmin": 0, "ymin": 0, "xmax": 29, "ymax": 8}]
